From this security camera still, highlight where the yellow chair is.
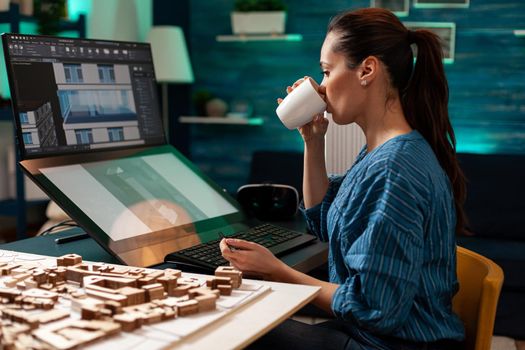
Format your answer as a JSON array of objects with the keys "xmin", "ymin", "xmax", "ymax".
[{"xmin": 453, "ymin": 246, "xmax": 504, "ymax": 350}]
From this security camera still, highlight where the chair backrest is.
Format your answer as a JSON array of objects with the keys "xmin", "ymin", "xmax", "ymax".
[{"xmin": 453, "ymin": 246, "xmax": 504, "ymax": 350}]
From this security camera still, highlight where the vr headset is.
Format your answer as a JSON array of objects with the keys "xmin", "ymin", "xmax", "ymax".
[{"xmin": 237, "ymin": 184, "xmax": 299, "ymax": 221}]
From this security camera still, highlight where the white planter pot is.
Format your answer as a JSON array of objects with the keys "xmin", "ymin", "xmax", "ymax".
[
  {"xmin": 19, "ymin": 0, "xmax": 33, "ymax": 16},
  {"xmin": 7, "ymin": 0, "xmax": 33, "ymax": 15},
  {"xmin": 231, "ymin": 11, "xmax": 286, "ymax": 35}
]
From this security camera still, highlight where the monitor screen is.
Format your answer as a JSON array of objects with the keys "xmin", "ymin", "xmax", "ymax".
[{"xmin": 2, "ymin": 34, "xmax": 165, "ymax": 158}]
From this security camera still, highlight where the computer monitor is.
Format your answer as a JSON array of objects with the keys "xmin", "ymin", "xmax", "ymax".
[
  {"xmin": 1, "ymin": 33, "xmax": 246, "ymax": 267},
  {"xmin": 3, "ymin": 34, "xmax": 165, "ymax": 159},
  {"xmin": 3, "ymin": 33, "xmax": 316, "ymax": 269}
]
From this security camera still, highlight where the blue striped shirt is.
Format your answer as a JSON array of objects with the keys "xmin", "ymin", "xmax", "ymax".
[{"xmin": 302, "ymin": 130, "xmax": 464, "ymax": 343}]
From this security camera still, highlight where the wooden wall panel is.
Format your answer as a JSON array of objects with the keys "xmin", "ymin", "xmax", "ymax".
[{"xmin": 189, "ymin": 0, "xmax": 525, "ymax": 192}]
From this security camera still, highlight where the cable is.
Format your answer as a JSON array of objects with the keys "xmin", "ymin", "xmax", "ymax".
[{"xmin": 38, "ymin": 219, "xmax": 78, "ymax": 236}]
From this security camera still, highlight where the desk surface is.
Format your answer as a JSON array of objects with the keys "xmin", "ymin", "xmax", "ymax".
[
  {"xmin": 0, "ymin": 248, "xmax": 320, "ymax": 349},
  {"xmin": 0, "ymin": 220, "xmax": 328, "ymax": 348},
  {"xmin": 178, "ymin": 278, "xmax": 320, "ymax": 349},
  {"xmin": 0, "ymin": 225, "xmax": 328, "ymax": 274}
]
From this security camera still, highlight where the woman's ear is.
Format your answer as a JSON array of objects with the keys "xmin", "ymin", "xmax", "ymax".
[{"xmin": 359, "ymin": 56, "xmax": 378, "ymax": 84}]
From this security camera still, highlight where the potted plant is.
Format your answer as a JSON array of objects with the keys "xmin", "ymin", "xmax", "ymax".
[
  {"xmin": 231, "ymin": 0, "xmax": 287, "ymax": 35},
  {"xmin": 192, "ymin": 90, "xmax": 215, "ymax": 116},
  {"xmin": 33, "ymin": 0, "xmax": 67, "ymax": 35}
]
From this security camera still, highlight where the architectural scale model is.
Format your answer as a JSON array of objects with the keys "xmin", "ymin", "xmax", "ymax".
[{"xmin": 0, "ymin": 250, "xmax": 268, "ymax": 349}]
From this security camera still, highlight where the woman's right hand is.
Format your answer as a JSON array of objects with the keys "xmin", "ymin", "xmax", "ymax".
[
  {"xmin": 277, "ymin": 77, "xmax": 329, "ymax": 143},
  {"xmin": 219, "ymin": 238, "xmax": 288, "ymax": 280}
]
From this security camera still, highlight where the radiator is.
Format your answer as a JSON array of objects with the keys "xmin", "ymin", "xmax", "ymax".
[{"xmin": 324, "ymin": 115, "xmax": 366, "ymax": 175}]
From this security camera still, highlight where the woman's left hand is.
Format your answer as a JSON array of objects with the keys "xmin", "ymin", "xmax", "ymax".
[{"xmin": 219, "ymin": 238, "xmax": 288, "ymax": 280}]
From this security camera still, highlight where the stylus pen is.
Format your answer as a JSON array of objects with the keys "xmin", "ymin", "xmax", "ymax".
[
  {"xmin": 218, "ymin": 232, "xmax": 235, "ymax": 252},
  {"xmin": 54, "ymin": 233, "xmax": 90, "ymax": 244}
]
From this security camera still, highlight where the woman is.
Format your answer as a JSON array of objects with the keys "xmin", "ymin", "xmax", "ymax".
[{"xmin": 220, "ymin": 8, "xmax": 466, "ymax": 350}]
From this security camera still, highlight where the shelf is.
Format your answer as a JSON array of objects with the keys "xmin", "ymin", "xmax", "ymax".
[
  {"xmin": 216, "ymin": 34, "xmax": 302, "ymax": 42},
  {"xmin": 0, "ymin": 2, "xmax": 86, "ymax": 239},
  {"xmin": 514, "ymin": 30, "xmax": 525, "ymax": 37},
  {"xmin": 179, "ymin": 116, "xmax": 264, "ymax": 125}
]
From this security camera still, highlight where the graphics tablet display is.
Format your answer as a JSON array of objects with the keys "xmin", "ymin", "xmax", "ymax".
[{"xmin": 21, "ymin": 145, "xmax": 245, "ymax": 267}]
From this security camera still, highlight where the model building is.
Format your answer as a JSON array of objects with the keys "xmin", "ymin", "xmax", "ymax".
[{"xmin": 0, "ymin": 253, "xmax": 245, "ymax": 349}]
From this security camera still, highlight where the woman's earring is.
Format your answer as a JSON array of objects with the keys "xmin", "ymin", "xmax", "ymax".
[{"xmin": 361, "ymin": 80, "xmax": 367, "ymax": 87}]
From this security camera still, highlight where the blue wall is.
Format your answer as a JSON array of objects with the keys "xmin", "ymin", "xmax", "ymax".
[{"xmin": 189, "ymin": 0, "xmax": 525, "ymax": 193}]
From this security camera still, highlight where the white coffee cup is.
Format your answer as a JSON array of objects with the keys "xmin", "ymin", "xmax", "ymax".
[{"xmin": 276, "ymin": 77, "xmax": 327, "ymax": 130}]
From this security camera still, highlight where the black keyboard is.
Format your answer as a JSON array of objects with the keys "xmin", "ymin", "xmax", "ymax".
[{"xmin": 164, "ymin": 223, "xmax": 316, "ymax": 270}]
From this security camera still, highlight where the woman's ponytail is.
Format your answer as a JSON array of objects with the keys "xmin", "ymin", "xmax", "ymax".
[{"xmin": 402, "ymin": 30, "xmax": 467, "ymax": 234}]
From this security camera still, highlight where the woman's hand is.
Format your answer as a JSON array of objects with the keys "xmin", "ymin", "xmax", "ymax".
[
  {"xmin": 221, "ymin": 239, "xmax": 339, "ymax": 315},
  {"xmin": 220, "ymin": 238, "xmax": 289, "ymax": 280},
  {"xmin": 298, "ymin": 114, "xmax": 329, "ymax": 143},
  {"xmin": 277, "ymin": 76, "xmax": 329, "ymax": 143}
]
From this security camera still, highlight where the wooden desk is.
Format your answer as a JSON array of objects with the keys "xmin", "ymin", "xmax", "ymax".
[
  {"xmin": 0, "ymin": 247, "xmax": 320, "ymax": 349},
  {"xmin": 0, "ymin": 221, "xmax": 327, "ymax": 348},
  {"xmin": 0, "ymin": 228, "xmax": 328, "ymax": 350},
  {"xmin": 177, "ymin": 277, "xmax": 320, "ymax": 349}
]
